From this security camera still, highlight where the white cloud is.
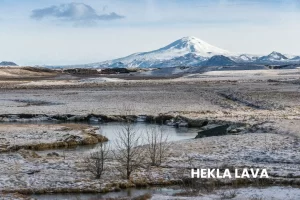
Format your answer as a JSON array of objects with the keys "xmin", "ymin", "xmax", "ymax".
[{"xmin": 31, "ymin": 2, "xmax": 124, "ymax": 26}]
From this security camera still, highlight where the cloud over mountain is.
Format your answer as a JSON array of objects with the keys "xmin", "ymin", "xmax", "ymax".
[{"xmin": 31, "ymin": 2, "xmax": 124, "ymax": 26}]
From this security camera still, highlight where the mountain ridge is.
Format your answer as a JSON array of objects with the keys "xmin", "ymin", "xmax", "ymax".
[{"xmin": 49, "ymin": 36, "xmax": 300, "ymax": 69}]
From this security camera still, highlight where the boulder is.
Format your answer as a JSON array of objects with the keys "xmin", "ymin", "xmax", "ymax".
[
  {"xmin": 195, "ymin": 124, "xmax": 230, "ymax": 138},
  {"xmin": 47, "ymin": 152, "xmax": 60, "ymax": 157}
]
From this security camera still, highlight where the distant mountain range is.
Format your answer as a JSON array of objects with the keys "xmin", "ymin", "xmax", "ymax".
[
  {"xmin": 0, "ymin": 61, "xmax": 18, "ymax": 66},
  {"xmin": 58, "ymin": 36, "xmax": 299, "ymax": 69},
  {"xmin": 4, "ymin": 36, "xmax": 300, "ymax": 69}
]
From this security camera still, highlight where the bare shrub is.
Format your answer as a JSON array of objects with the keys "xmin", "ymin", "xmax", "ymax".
[
  {"xmin": 249, "ymin": 195, "xmax": 264, "ymax": 200},
  {"xmin": 176, "ymin": 154, "xmax": 203, "ymax": 196},
  {"xmin": 177, "ymin": 178, "xmax": 204, "ymax": 196},
  {"xmin": 132, "ymin": 193, "xmax": 152, "ymax": 200},
  {"xmin": 219, "ymin": 189, "xmax": 237, "ymax": 199},
  {"xmin": 175, "ymin": 154, "xmax": 222, "ymax": 196},
  {"xmin": 86, "ymin": 141, "xmax": 110, "ymax": 179},
  {"xmin": 145, "ymin": 126, "xmax": 171, "ymax": 166},
  {"xmin": 120, "ymin": 103, "xmax": 136, "ymax": 120},
  {"xmin": 114, "ymin": 122, "xmax": 145, "ymax": 179},
  {"xmin": 293, "ymin": 136, "xmax": 299, "ymax": 148}
]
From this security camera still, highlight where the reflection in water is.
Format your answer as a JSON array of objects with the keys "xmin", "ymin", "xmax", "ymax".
[
  {"xmin": 32, "ymin": 187, "xmax": 182, "ymax": 200},
  {"xmin": 98, "ymin": 122, "xmax": 199, "ymax": 149},
  {"xmin": 36, "ymin": 122, "xmax": 199, "ymax": 155}
]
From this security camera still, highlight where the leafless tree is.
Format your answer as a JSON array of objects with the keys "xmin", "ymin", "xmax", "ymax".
[
  {"xmin": 145, "ymin": 126, "xmax": 171, "ymax": 166},
  {"xmin": 113, "ymin": 122, "xmax": 145, "ymax": 180},
  {"xmin": 86, "ymin": 141, "xmax": 110, "ymax": 179},
  {"xmin": 120, "ymin": 103, "xmax": 136, "ymax": 122}
]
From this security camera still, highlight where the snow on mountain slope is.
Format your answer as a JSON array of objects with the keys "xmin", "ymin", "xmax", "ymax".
[
  {"xmin": 289, "ymin": 56, "xmax": 300, "ymax": 61},
  {"xmin": 258, "ymin": 51, "xmax": 288, "ymax": 62},
  {"xmin": 50, "ymin": 37, "xmax": 300, "ymax": 69},
  {"xmin": 231, "ymin": 54, "xmax": 260, "ymax": 62},
  {"xmin": 86, "ymin": 36, "xmax": 230, "ymax": 68},
  {"xmin": 148, "ymin": 36, "xmax": 230, "ymax": 59}
]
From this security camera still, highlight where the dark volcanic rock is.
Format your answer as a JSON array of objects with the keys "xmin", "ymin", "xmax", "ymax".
[
  {"xmin": 100, "ymin": 67, "xmax": 131, "ymax": 74},
  {"xmin": 47, "ymin": 152, "xmax": 60, "ymax": 157},
  {"xmin": 63, "ymin": 68, "xmax": 98, "ymax": 74},
  {"xmin": 195, "ymin": 124, "xmax": 230, "ymax": 138}
]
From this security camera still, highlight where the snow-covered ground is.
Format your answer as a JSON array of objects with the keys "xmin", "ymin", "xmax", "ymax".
[
  {"xmin": 152, "ymin": 186, "xmax": 300, "ymax": 200},
  {"xmin": 0, "ymin": 131, "xmax": 298, "ymax": 196},
  {"xmin": 19, "ymin": 80, "xmax": 76, "ymax": 86},
  {"xmin": 0, "ymin": 124, "xmax": 105, "ymax": 152},
  {"xmin": 0, "ymin": 69, "xmax": 299, "ymax": 198},
  {"xmin": 78, "ymin": 77, "xmax": 123, "ymax": 83},
  {"xmin": 166, "ymin": 133, "xmax": 300, "ymax": 178},
  {"xmin": 182, "ymin": 68, "xmax": 300, "ymax": 81},
  {"xmin": 18, "ymin": 77, "xmax": 124, "ymax": 86},
  {"xmin": 0, "ymin": 67, "xmax": 56, "ymax": 78}
]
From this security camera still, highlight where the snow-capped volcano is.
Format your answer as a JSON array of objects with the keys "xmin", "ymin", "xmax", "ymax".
[
  {"xmin": 56, "ymin": 36, "xmax": 300, "ymax": 69},
  {"xmin": 151, "ymin": 36, "xmax": 230, "ymax": 59},
  {"xmin": 84, "ymin": 36, "xmax": 231, "ymax": 68}
]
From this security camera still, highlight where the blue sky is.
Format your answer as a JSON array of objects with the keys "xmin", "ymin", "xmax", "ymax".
[{"xmin": 0, "ymin": 0, "xmax": 300, "ymax": 65}]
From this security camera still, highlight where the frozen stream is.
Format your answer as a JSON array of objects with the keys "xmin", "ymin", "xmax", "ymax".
[
  {"xmin": 32, "ymin": 187, "xmax": 182, "ymax": 200},
  {"xmin": 36, "ymin": 122, "xmax": 200, "ymax": 154},
  {"xmin": 97, "ymin": 122, "xmax": 199, "ymax": 148},
  {"xmin": 28, "ymin": 122, "xmax": 196, "ymax": 199}
]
